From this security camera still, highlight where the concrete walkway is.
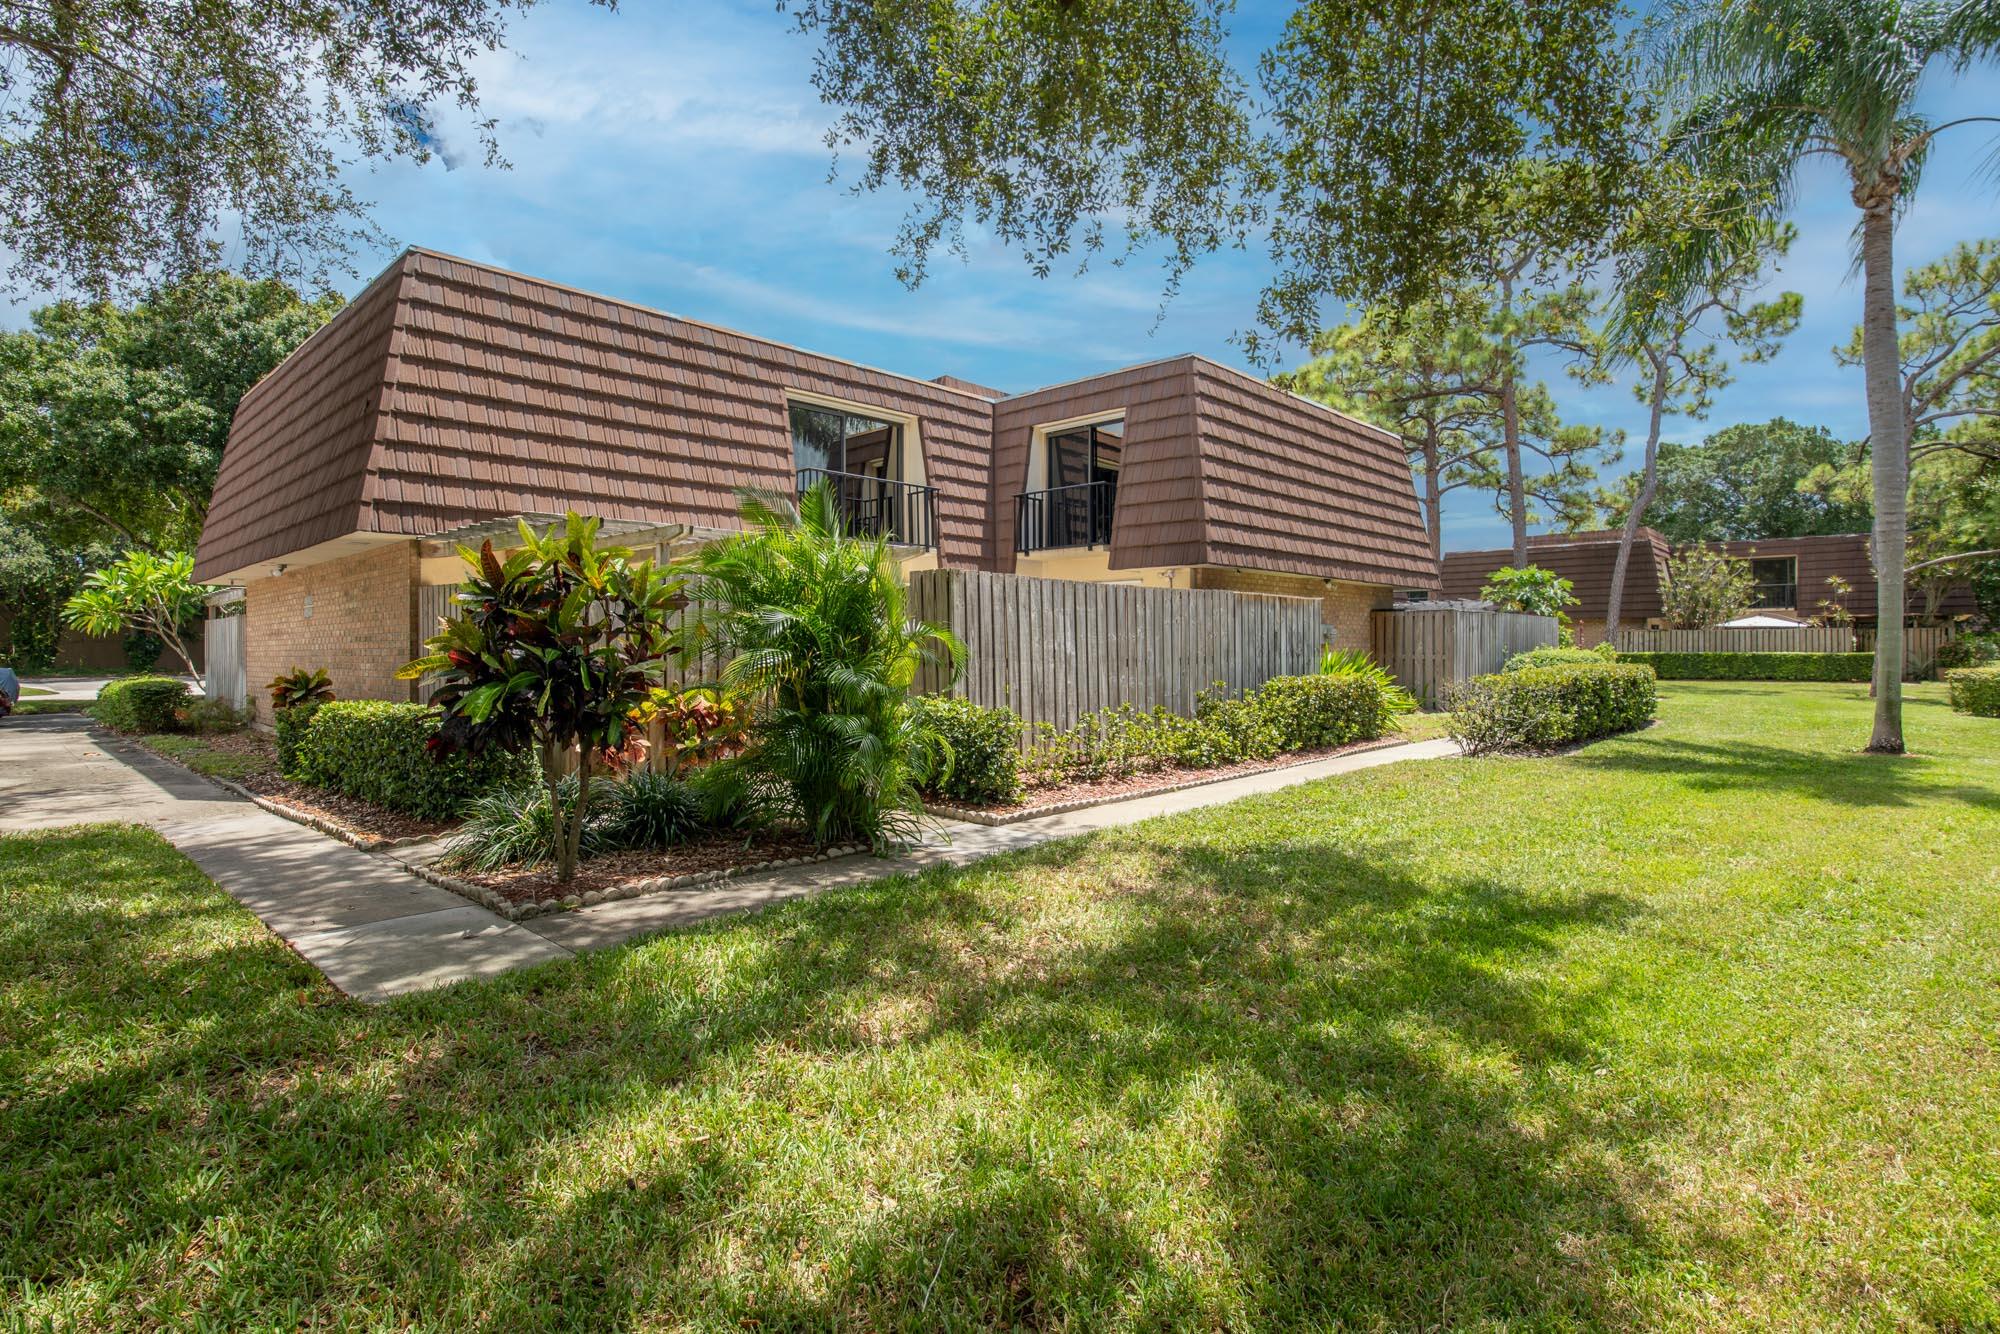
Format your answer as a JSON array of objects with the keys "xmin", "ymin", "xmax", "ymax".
[
  {"xmin": 0, "ymin": 715, "xmax": 570, "ymax": 1000},
  {"xmin": 1, "ymin": 712, "xmax": 1456, "ymax": 1001}
]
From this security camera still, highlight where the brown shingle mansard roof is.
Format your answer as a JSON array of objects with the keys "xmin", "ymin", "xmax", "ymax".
[
  {"xmin": 197, "ymin": 248, "xmax": 1437, "ymax": 590},
  {"xmin": 1441, "ymin": 528, "xmax": 1675, "ymax": 620}
]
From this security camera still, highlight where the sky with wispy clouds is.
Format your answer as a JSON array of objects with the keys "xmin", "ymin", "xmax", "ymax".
[{"xmin": 131, "ymin": 3, "xmax": 2000, "ymax": 548}]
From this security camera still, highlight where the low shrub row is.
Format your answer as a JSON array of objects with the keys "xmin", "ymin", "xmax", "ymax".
[
  {"xmin": 291, "ymin": 700, "xmax": 533, "ymax": 821},
  {"xmin": 1447, "ymin": 662, "xmax": 1658, "ymax": 754},
  {"xmin": 920, "ymin": 672, "xmax": 1401, "ymax": 804},
  {"xmin": 92, "ymin": 676, "xmax": 190, "ymax": 733},
  {"xmin": 1945, "ymin": 666, "xmax": 2000, "ymax": 718},
  {"xmin": 1621, "ymin": 651, "xmax": 1874, "ymax": 682},
  {"xmin": 1935, "ymin": 632, "xmax": 2000, "ymax": 673},
  {"xmin": 443, "ymin": 766, "xmax": 752, "ymax": 872},
  {"xmin": 1502, "ymin": 644, "xmax": 1617, "ymax": 673}
]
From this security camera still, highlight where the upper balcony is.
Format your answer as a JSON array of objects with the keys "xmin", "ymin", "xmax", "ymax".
[
  {"xmin": 790, "ymin": 399, "xmax": 936, "ymax": 549},
  {"xmin": 1015, "ymin": 479, "xmax": 1116, "ymax": 553}
]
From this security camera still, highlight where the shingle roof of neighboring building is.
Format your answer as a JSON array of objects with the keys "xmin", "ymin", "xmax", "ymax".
[{"xmin": 1440, "ymin": 528, "xmax": 1675, "ymax": 619}]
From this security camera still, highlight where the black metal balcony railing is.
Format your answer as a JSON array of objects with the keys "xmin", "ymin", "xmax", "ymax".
[
  {"xmin": 1750, "ymin": 581, "xmax": 1799, "ymax": 610},
  {"xmin": 1016, "ymin": 479, "xmax": 1116, "ymax": 554},
  {"xmin": 796, "ymin": 468, "xmax": 938, "ymax": 549}
]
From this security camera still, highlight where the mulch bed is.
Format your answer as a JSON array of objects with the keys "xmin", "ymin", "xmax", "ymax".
[
  {"xmin": 936, "ymin": 735, "xmax": 1407, "ymax": 822},
  {"xmin": 446, "ymin": 829, "xmax": 834, "ymax": 905}
]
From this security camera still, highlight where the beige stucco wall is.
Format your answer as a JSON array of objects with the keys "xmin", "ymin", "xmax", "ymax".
[{"xmin": 243, "ymin": 542, "xmax": 420, "ymax": 722}]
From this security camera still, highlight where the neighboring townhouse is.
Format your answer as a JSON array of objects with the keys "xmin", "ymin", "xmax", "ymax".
[
  {"xmin": 1441, "ymin": 529, "xmax": 1976, "ymax": 643},
  {"xmin": 1440, "ymin": 529, "xmax": 1676, "ymax": 647},
  {"xmin": 194, "ymin": 249, "xmax": 1437, "ymax": 719}
]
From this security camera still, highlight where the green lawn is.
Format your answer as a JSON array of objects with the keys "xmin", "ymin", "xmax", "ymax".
[
  {"xmin": 136, "ymin": 732, "xmax": 270, "ymax": 782},
  {"xmin": 3, "ymin": 682, "xmax": 1996, "ymax": 1329}
]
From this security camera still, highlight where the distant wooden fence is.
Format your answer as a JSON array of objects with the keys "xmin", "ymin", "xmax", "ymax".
[
  {"xmin": 1618, "ymin": 623, "xmax": 1957, "ymax": 675},
  {"xmin": 203, "ymin": 614, "xmax": 246, "ymax": 709},
  {"xmin": 415, "ymin": 584, "xmax": 455, "ymax": 704},
  {"xmin": 1372, "ymin": 606, "xmax": 1559, "ymax": 708},
  {"xmin": 909, "ymin": 568, "xmax": 1324, "ymax": 735},
  {"xmin": 1614, "ymin": 626, "xmax": 1857, "ymax": 654}
]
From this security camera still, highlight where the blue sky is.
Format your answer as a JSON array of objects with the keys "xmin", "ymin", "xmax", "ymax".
[{"xmin": 216, "ymin": 2, "xmax": 2000, "ymax": 550}]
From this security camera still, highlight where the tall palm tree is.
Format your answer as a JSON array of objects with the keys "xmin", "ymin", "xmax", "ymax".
[{"xmin": 1658, "ymin": 0, "xmax": 2000, "ymax": 752}]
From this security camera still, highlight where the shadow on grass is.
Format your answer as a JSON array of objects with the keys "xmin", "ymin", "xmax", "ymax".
[
  {"xmin": 4, "ymin": 820, "xmax": 1691, "ymax": 1328},
  {"xmin": 1567, "ymin": 729, "xmax": 1999, "ymax": 812}
]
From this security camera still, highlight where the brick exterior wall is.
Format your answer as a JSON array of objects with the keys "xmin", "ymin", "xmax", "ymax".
[
  {"xmin": 242, "ymin": 542, "xmax": 419, "ymax": 722},
  {"xmin": 1190, "ymin": 567, "xmax": 1395, "ymax": 655}
]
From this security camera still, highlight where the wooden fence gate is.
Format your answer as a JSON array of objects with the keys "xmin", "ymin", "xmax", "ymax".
[
  {"xmin": 203, "ymin": 613, "xmax": 246, "ymax": 709},
  {"xmin": 1371, "ymin": 606, "xmax": 1559, "ymax": 708},
  {"xmin": 908, "ymin": 568, "xmax": 1324, "ymax": 734}
]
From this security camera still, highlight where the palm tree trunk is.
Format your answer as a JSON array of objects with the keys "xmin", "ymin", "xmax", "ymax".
[
  {"xmin": 1607, "ymin": 354, "xmax": 1670, "ymax": 644},
  {"xmin": 1859, "ymin": 201, "xmax": 1907, "ymax": 753}
]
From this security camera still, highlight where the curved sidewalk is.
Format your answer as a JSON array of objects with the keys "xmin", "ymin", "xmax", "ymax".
[{"xmin": 1, "ymin": 713, "xmax": 1457, "ymax": 1001}]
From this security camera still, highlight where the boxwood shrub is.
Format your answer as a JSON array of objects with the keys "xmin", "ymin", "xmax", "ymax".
[
  {"xmin": 914, "ymin": 695, "xmax": 1024, "ymax": 805},
  {"xmin": 1251, "ymin": 673, "xmax": 1395, "ymax": 750},
  {"xmin": 92, "ymin": 676, "xmax": 189, "ymax": 733},
  {"xmin": 1503, "ymin": 644, "xmax": 1616, "ymax": 672},
  {"xmin": 293, "ymin": 700, "xmax": 532, "ymax": 820},
  {"xmin": 273, "ymin": 700, "xmax": 323, "ymax": 777},
  {"xmin": 1945, "ymin": 665, "xmax": 2000, "ymax": 718},
  {"xmin": 1447, "ymin": 662, "xmax": 1658, "ymax": 754},
  {"xmin": 1620, "ymin": 651, "xmax": 1873, "ymax": 682}
]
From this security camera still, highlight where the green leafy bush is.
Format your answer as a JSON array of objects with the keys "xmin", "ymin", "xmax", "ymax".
[
  {"xmin": 1019, "ymin": 673, "xmax": 1396, "ymax": 788},
  {"xmin": 121, "ymin": 629, "xmax": 163, "ymax": 671},
  {"xmin": 1944, "ymin": 666, "xmax": 2000, "ymax": 718},
  {"xmin": 1620, "ymin": 651, "xmax": 1872, "ymax": 681},
  {"xmin": 1447, "ymin": 663, "xmax": 1658, "ymax": 754},
  {"xmin": 92, "ymin": 676, "xmax": 188, "ymax": 733},
  {"xmin": 267, "ymin": 667, "xmax": 335, "ymax": 710},
  {"xmin": 1252, "ymin": 673, "xmax": 1396, "ymax": 750},
  {"xmin": 273, "ymin": 700, "xmax": 323, "ymax": 777},
  {"xmin": 178, "ymin": 697, "xmax": 249, "ymax": 733},
  {"xmin": 442, "ymin": 776, "xmax": 600, "ymax": 872},
  {"xmin": 914, "ymin": 696, "xmax": 1024, "ymax": 805},
  {"xmin": 596, "ymin": 770, "xmax": 706, "ymax": 850},
  {"xmin": 1503, "ymin": 644, "xmax": 1616, "ymax": 672},
  {"xmin": 294, "ymin": 701, "xmax": 531, "ymax": 820},
  {"xmin": 1934, "ymin": 633, "xmax": 2000, "ymax": 673},
  {"xmin": 1317, "ymin": 647, "xmax": 1416, "ymax": 713}
]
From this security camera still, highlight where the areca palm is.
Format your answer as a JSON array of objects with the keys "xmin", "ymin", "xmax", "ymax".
[
  {"xmin": 1657, "ymin": 0, "xmax": 2000, "ymax": 751},
  {"xmin": 676, "ymin": 483, "xmax": 965, "ymax": 849}
]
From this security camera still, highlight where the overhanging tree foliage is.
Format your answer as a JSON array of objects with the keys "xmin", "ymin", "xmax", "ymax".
[
  {"xmin": 61, "ymin": 550, "xmax": 211, "ymax": 684},
  {"xmin": 0, "ymin": 0, "xmax": 611, "ymax": 297},
  {"xmin": 784, "ymin": 0, "xmax": 1641, "ymax": 327}
]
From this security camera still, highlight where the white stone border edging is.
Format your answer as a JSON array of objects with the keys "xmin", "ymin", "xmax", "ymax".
[
  {"xmin": 926, "ymin": 734, "xmax": 1413, "ymax": 826},
  {"xmin": 113, "ymin": 728, "xmax": 876, "ymax": 922}
]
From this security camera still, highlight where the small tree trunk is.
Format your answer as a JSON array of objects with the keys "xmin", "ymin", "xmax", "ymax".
[
  {"xmin": 1606, "ymin": 354, "xmax": 1671, "ymax": 646},
  {"xmin": 565, "ymin": 748, "xmax": 593, "ymax": 885},
  {"xmin": 541, "ymin": 735, "xmax": 571, "ymax": 882},
  {"xmin": 1858, "ymin": 196, "xmax": 1907, "ymax": 753}
]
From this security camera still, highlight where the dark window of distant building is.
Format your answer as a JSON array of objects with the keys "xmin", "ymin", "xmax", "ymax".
[
  {"xmin": 789, "ymin": 402, "xmax": 904, "ymax": 480},
  {"xmin": 1748, "ymin": 556, "xmax": 1798, "ymax": 609}
]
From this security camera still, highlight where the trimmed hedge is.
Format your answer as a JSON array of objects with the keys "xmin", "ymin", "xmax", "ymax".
[
  {"xmin": 1503, "ymin": 644, "xmax": 1616, "ymax": 673},
  {"xmin": 293, "ymin": 701, "xmax": 532, "ymax": 820},
  {"xmin": 914, "ymin": 696, "xmax": 1025, "ymax": 805},
  {"xmin": 1254, "ymin": 673, "xmax": 1395, "ymax": 751},
  {"xmin": 92, "ymin": 676, "xmax": 189, "ymax": 733},
  {"xmin": 273, "ymin": 700, "xmax": 323, "ymax": 776},
  {"xmin": 1447, "ymin": 662, "xmax": 1658, "ymax": 754},
  {"xmin": 1621, "ymin": 651, "xmax": 1873, "ymax": 682},
  {"xmin": 1945, "ymin": 666, "xmax": 2000, "ymax": 718}
]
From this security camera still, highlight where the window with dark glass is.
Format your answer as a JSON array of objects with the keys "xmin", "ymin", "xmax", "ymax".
[
  {"xmin": 1748, "ymin": 556, "xmax": 1798, "ymax": 609},
  {"xmin": 1044, "ymin": 418, "xmax": 1123, "ymax": 490},
  {"xmin": 788, "ymin": 403, "xmax": 904, "ymax": 480}
]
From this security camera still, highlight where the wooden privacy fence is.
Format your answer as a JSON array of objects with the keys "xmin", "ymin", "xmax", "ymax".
[
  {"xmin": 1371, "ymin": 606, "xmax": 1559, "ymax": 708},
  {"xmin": 1614, "ymin": 626, "xmax": 1857, "ymax": 654},
  {"xmin": 1617, "ymin": 624, "xmax": 1958, "ymax": 675},
  {"xmin": 203, "ymin": 613, "xmax": 246, "ymax": 709},
  {"xmin": 908, "ymin": 568, "xmax": 1324, "ymax": 734}
]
